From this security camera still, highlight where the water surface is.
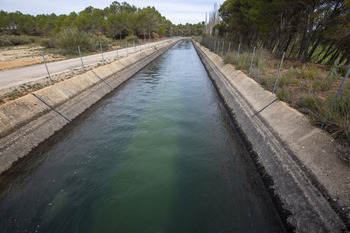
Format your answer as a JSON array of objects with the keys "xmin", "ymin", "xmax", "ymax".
[{"xmin": 0, "ymin": 40, "xmax": 284, "ymax": 233}]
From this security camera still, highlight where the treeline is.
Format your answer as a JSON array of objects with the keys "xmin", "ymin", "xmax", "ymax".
[
  {"xmin": 0, "ymin": 1, "xmax": 204, "ymax": 40},
  {"xmin": 216, "ymin": 0, "xmax": 350, "ymax": 65}
]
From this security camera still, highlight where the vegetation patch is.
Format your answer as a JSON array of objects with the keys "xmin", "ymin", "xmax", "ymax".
[
  {"xmin": 222, "ymin": 47, "xmax": 350, "ymax": 162},
  {"xmin": 40, "ymin": 28, "xmax": 112, "ymax": 55}
]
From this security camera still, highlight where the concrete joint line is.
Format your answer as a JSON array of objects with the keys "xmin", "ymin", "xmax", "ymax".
[
  {"xmin": 31, "ymin": 93, "xmax": 71, "ymax": 122},
  {"xmin": 91, "ymin": 70, "xmax": 113, "ymax": 89},
  {"xmin": 229, "ymin": 71, "xmax": 241, "ymax": 81},
  {"xmin": 251, "ymin": 99, "xmax": 278, "ymax": 118}
]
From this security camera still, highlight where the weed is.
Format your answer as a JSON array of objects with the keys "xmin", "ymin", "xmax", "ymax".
[
  {"xmin": 276, "ymin": 87, "xmax": 291, "ymax": 101},
  {"xmin": 223, "ymin": 51, "xmax": 237, "ymax": 64},
  {"xmin": 300, "ymin": 66, "xmax": 319, "ymax": 80},
  {"xmin": 260, "ymin": 74, "xmax": 276, "ymax": 90}
]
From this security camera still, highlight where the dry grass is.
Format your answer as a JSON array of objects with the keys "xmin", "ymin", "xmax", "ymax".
[{"xmin": 223, "ymin": 48, "xmax": 350, "ymax": 162}]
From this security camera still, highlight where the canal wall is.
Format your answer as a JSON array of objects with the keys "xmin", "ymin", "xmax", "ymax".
[
  {"xmin": 0, "ymin": 38, "xmax": 180, "ymax": 175},
  {"xmin": 192, "ymin": 40, "xmax": 349, "ymax": 232}
]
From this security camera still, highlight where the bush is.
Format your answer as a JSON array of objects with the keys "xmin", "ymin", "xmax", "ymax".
[
  {"xmin": 324, "ymin": 89, "xmax": 350, "ymax": 141},
  {"xmin": 236, "ymin": 52, "xmax": 252, "ymax": 71},
  {"xmin": 260, "ymin": 74, "xmax": 277, "ymax": 90},
  {"xmin": 223, "ymin": 51, "xmax": 238, "ymax": 64},
  {"xmin": 276, "ymin": 87, "xmax": 291, "ymax": 101},
  {"xmin": 279, "ymin": 68, "xmax": 299, "ymax": 87},
  {"xmin": 300, "ymin": 66, "xmax": 319, "ymax": 80},
  {"xmin": 125, "ymin": 35, "xmax": 138, "ymax": 43},
  {"xmin": 0, "ymin": 35, "xmax": 37, "ymax": 47},
  {"xmin": 312, "ymin": 66, "xmax": 338, "ymax": 91},
  {"xmin": 39, "ymin": 38, "xmax": 56, "ymax": 48},
  {"xmin": 42, "ymin": 28, "xmax": 112, "ymax": 54}
]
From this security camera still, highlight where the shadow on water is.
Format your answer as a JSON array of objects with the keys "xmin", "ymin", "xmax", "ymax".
[{"xmin": 0, "ymin": 40, "xmax": 286, "ymax": 233}]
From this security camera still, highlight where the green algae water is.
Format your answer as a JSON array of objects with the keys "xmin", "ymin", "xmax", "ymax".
[{"xmin": 0, "ymin": 40, "xmax": 285, "ymax": 233}]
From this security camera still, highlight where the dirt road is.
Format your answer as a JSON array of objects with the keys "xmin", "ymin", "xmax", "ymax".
[{"xmin": 0, "ymin": 40, "xmax": 170, "ymax": 91}]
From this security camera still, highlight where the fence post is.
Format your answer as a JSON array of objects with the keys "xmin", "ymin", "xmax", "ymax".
[
  {"xmin": 100, "ymin": 44, "xmax": 105, "ymax": 65},
  {"xmin": 116, "ymin": 42, "xmax": 119, "ymax": 59},
  {"xmin": 217, "ymin": 41, "xmax": 220, "ymax": 54},
  {"xmin": 214, "ymin": 40, "xmax": 216, "ymax": 53},
  {"xmin": 41, "ymin": 50, "xmax": 53, "ymax": 85},
  {"xmin": 321, "ymin": 66, "xmax": 350, "ymax": 129},
  {"xmin": 126, "ymin": 41, "xmax": 128, "ymax": 56},
  {"xmin": 236, "ymin": 43, "xmax": 241, "ymax": 66},
  {"xmin": 248, "ymin": 47, "xmax": 256, "ymax": 77},
  {"xmin": 222, "ymin": 41, "xmax": 225, "ymax": 54},
  {"xmin": 133, "ymin": 40, "xmax": 136, "ymax": 53},
  {"xmin": 78, "ymin": 46, "xmax": 84, "ymax": 71},
  {"xmin": 272, "ymin": 51, "xmax": 286, "ymax": 94},
  {"xmin": 228, "ymin": 42, "xmax": 231, "ymax": 53}
]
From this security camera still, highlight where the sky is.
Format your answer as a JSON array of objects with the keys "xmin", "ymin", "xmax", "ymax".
[{"xmin": 0, "ymin": 0, "xmax": 224, "ymax": 25}]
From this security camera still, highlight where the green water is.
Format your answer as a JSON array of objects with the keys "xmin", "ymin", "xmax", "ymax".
[{"xmin": 0, "ymin": 40, "xmax": 285, "ymax": 232}]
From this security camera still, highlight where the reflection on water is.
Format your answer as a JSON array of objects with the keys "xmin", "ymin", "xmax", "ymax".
[{"xmin": 0, "ymin": 40, "xmax": 285, "ymax": 233}]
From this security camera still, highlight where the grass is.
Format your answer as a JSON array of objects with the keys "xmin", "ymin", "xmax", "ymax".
[
  {"xmin": 220, "ymin": 46, "xmax": 350, "ymax": 163},
  {"xmin": 0, "ymin": 83, "xmax": 47, "ymax": 101}
]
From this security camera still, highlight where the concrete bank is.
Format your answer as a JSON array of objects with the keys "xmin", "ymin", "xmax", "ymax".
[
  {"xmin": 0, "ymin": 38, "xmax": 181, "ymax": 174},
  {"xmin": 192, "ymin": 40, "xmax": 349, "ymax": 232}
]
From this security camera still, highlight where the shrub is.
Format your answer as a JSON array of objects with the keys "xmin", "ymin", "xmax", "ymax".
[
  {"xmin": 236, "ymin": 52, "xmax": 252, "ymax": 71},
  {"xmin": 260, "ymin": 74, "xmax": 277, "ymax": 90},
  {"xmin": 125, "ymin": 35, "xmax": 138, "ymax": 43},
  {"xmin": 223, "ymin": 51, "xmax": 238, "ymax": 64},
  {"xmin": 279, "ymin": 69, "xmax": 299, "ymax": 87},
  {"xmin": 42, "ymin": 28, "xmax": 112, "ymax": 54},
  {"xmin": 276, "ymin": 87, "xmax": 291, "ymax": 101},
  {"xmin": 39, "ymin": 38, "xmax": 56, "ymax": 48},
  {"xmin": 0, "ymin": 35, "xmax": 37, "ymax": 47},
  {"xmin": 300, "ymin": 66, "xmax": 319, "ymax": 80},
  {"xmin": 323, "ymin": 89, "xmax": 350, "ymax": 141}
]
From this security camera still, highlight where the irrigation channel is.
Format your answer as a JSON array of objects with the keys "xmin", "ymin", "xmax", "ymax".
[{"xmin": 0, "ymin": 40, "xmax": 285, "ymax": 232}]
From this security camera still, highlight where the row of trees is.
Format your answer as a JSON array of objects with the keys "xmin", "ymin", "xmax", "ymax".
[
  {"xmin": 215, "ymin": 0, "xmax": 350, "ymax": 65},
  {"xmin": 0, "ymin": 1, "xmax": 205, "ymax": 39}
]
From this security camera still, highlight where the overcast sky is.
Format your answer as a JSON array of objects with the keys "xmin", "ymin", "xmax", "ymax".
[{"xmin": 0, "ymin": 0, "xmax": 224, "ymax": 25}]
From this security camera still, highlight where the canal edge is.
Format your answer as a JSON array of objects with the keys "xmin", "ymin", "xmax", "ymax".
[
  {"xmin": 192, "ymin": 39, "xmax": 349, "ymax": 232},
  {"xmin": 0, "ymin": 38, "xmax": 182, "ymax": 175}
]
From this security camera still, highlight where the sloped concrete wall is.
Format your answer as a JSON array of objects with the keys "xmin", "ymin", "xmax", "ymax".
[
  {"xmin": 192, "ymin": 40, "xmax": 349, "ymax": 232},
  {"xmin": 0, "ymin": 39, "xmax": 180, "ymax": 174}
]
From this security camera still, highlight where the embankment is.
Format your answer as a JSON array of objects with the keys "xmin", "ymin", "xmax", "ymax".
[
  {"xmin": 193, "ymin": 40, "xmax": 349, "ymax": 232},
  {"xmin": 0, "ymin": 38, "xmax": 180, "ymax": 174}
]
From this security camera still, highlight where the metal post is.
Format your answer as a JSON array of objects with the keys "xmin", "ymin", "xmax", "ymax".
[
  {"xmin": 217, "ymin": 41, "xmax": 220, "ymax": 53},
  {"xmin": 116, "ymin": 42, "xmax": 119, "ymax": 60},
  {"xmin": 133, "ymin": 40, "xmax": 136, "ymax": 53},
  {"xmin": 214, "ymin": 40, "xmax": 216, "ymax": 53},
  {"xmin": 100, "ymin": 44, "xmax": 105, "ymax": 65},
  {"xmin": 236, "ymin": 43, "xmax": 241, "ymax": 66},
  {"xmin": 228, "ymin": 42, "xmax": 231, "ymax": 53},
  {"xmin": 126, "ymin": 41, "xmax": 128, "ymax": 56},
  {"xmin": 41, "ymin": 50, "xmax": 53, "ymax": 85},
  {"xmin": 222, "ymin": 41, "xmax": 224, "ymax": 54},
  {"xmin": 78, "ymin": 46, "xmax": 84, "ymax": 71},
  {"xmin": 321, "ymin": 66, "xmax": 350, "ymax": 129},
  {"xmin": 272, "ymin": 51, "xmax": 286, "ymax": 94},
  {"xmin": 248, "ymin": 47, "xmax": 256, "ymax": 77}
]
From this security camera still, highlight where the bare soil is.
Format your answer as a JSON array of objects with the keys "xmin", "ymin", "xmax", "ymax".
[{"xmin": 0, "ymin": 44, "xmax": 65, "ymax": 71}]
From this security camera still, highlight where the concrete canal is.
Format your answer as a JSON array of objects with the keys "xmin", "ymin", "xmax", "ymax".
[{"xmin": 0, "ymin": 40, "xmax": 285, "ymax": 232}]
